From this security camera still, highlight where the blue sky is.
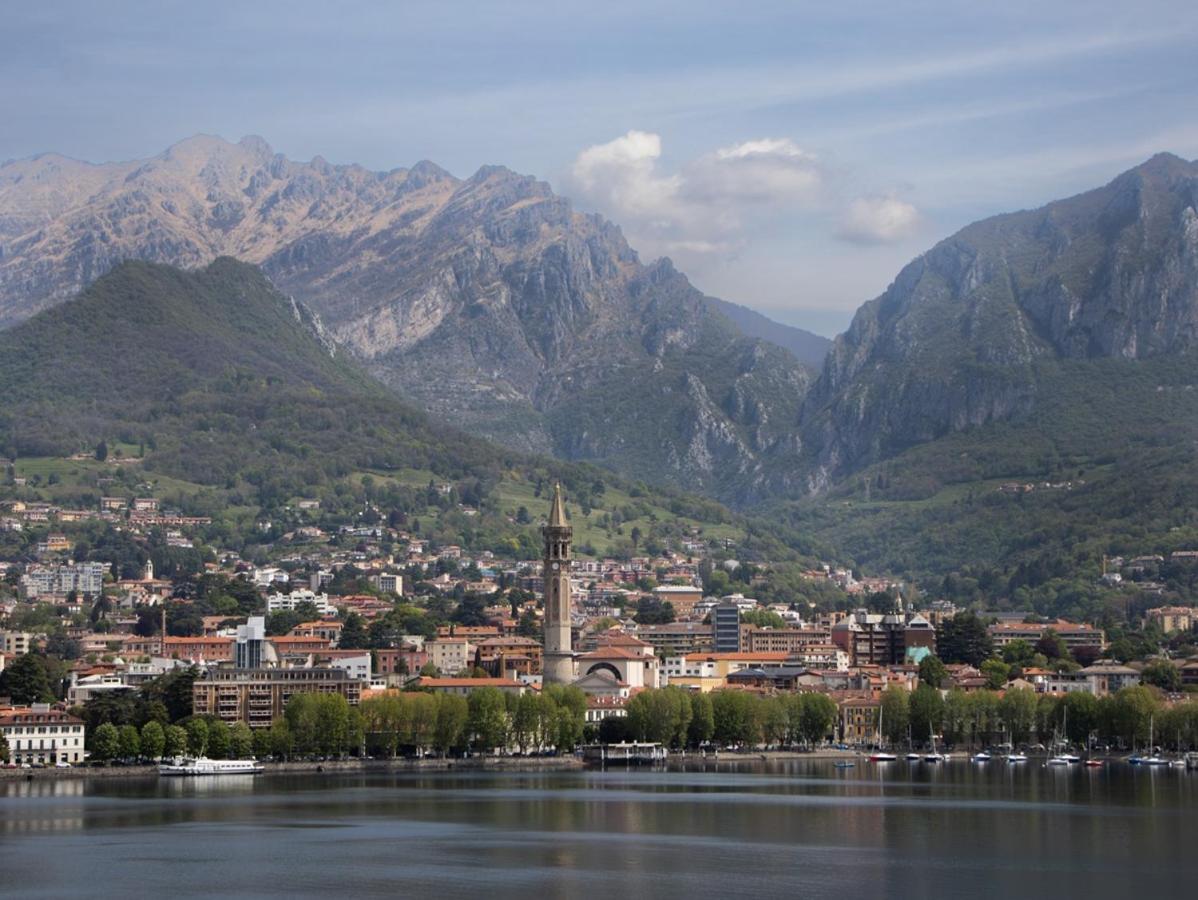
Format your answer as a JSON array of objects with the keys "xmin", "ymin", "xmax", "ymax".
[{"xmin": 3, "ymin": 1, "xmax": 1197, "ymax": 336}]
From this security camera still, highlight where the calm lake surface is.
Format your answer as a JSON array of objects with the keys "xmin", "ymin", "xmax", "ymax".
[{"xmin": 2, "ymin": 759, "xmax": 1195, "ymax": 899}]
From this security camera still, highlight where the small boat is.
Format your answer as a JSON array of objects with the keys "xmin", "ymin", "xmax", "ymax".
[
  {"xmin": 159, "ymin": 756, "xmax": 264, "ymax": 776},
  {"xmin": 1007, "ymin": 753, "xmax": 1028, "ymax": 763},
  {"xmin": 971, "ymin": 751, "xmax": 992, "ymax": 763},
  {"xmin": 1127, "ymin": 755, "xmax": 1144, "ymax": 766},
  {"xmin": 1084, "ymin": 759, "xmax": 1103, "ymax": 768},
  {"xmin": 905, "ymin": 752, "xmax": 921, "ymax": 761},
  {"xmin": 925, "ymin": 726, "xmax": 944, "ymax": 762},
  {"xmin": 1186, "ymin": 752, "xmax": 1198, "ymax": 770},
  {"xmin": 833, "ymin": 761, "xmax": 855, "ymax": 769},
  {"xmin": 1169, "ymin": 758, "xmax": 1186, "ymax": 768},
  {"xmin": 869, "ymin": 752, "xmax": 897, "ymax": 762},
  {"xmin": 1140, "ymin": 716, "xmax": 1169, "ymax": 766}
]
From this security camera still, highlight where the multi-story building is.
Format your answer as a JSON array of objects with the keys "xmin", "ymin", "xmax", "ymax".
[
  {"xmin": 369, "ymin": 572, "xmax": 404, "ymax": 596},
  {"xmin": 987, "ymin": 620, "xmax": 1106, "ymax": 653},
  {"xmin": 375, "ymin": 645, "xmax": 428, "ymax": 680},
  {"xmin": 0, "ymin": 631, "xmax": 35, "ymax": 656},
  {"xmin": 235, "ymin": 617, "xmax": 266, "ymax": 669},
  {"xmin": 0, "ymin": 704, "xmax": 86, "ymax": 765},
  {"xmin": 841, "ymin": 613, "xmax": 936, "ymax": 666},
  {"xmin": 712, "ymin": 602, "xmax": 741, "ymax": 652},
  {"xmin": 426, "ymin": 638, "xmax": 472, "ymax": 675},
  {"xmin": 744, "ymin": 627, "xmax": 832, "ymax": 655},
  {"xmin": 788, "ymin": 643, "xmax": 851, "ymax": 671},
  {"xmin": 266, "ymin": 590, "xmax": 334, "ymax": 615},
  {"xmin": 162, "ymin": 636, "xmax": 234, "ymax": 663},
  {"xmin": 192, "ymin": 667, "xmax": 364, "ymax": 729},
  {"xmin": 20, "ymin": 562, "xmax": 107, "ymax": 599},
  {"xmin": 1144, "ymin": 606, "xmax": 1195, "ymax": 634},
  {"xmin": 635, "ymin": 622, "xmax": 714, "ymax": 655},
  {"xmin": 651, "ymin": 585, "xmax": 704, "ymax": 619},
  {"xmin": 290, "ymin": 620, "xmax": 344, "ymax": 645},
  {"xmin": 473, "ymin": 636, "xmax": 544, "ymax": 677},
  {"xmin": 838, "ymin": 696, "xmax": 881, "ymax": 745}
]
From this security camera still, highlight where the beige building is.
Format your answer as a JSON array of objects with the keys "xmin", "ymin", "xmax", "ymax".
[
  {"xmin": 192, "ymin": 668, "xmax": 363, "ymax": 728},
  {"xmin": 1145, "ymin": 606, "xmax": 1194, "ymax": 634},
  {"xmin": 426, "ymin": 638, "xmax": 473, "ymax": 675},
  {"xmin": 744, "ymin": 627, "xmax": 832, "ymax": 654},
  {"xmin": 987, "ymin": 620, "xmax": 1105, "ymax": 652},
  {"xmin": 0, "ymin": 631, "xmax": 34, "ymax": 656}
]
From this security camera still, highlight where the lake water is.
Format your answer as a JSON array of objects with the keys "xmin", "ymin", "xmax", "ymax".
[{"xmin": 2, "ymin": 759, "xmax": 1195, "ymax": 899}]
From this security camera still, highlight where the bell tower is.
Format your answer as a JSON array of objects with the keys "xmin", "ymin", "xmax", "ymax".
[{"xmin": 542, "ymin": 483, "xmax": 575, "ymax": 684}]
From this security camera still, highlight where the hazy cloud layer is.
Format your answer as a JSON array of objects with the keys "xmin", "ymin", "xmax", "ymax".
[
  {"xmin": 837, "ymin": 195, "xmax": 922, "ymax": 245},
  {"xmin": 569, "ymin": 131, "xmax": 828, "ymax": 258},
  {"xmin": 2, "ymin": 1, "xmax": 1196, "ymax": 333}
]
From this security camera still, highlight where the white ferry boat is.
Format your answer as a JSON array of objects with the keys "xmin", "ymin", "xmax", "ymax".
[{"xmin": 159, "ymin": 756, "xmax": 264, "ymax": 776}]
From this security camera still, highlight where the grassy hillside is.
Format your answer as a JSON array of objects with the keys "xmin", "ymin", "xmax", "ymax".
[
  {"xmin": 0, "ymin": 259, "xmax": 792, "ymax": 560},
  {"xmin": 778, "ymin": 353, "xmax": 1198, "ymax": 609}
]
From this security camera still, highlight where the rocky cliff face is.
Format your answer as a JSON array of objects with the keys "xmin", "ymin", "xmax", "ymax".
[
  {"xmin": 802, "ymin": 153, "xmax": 1198, "ymax": 486},
  {"xmin": 0, "ymin": 135, "xmax": 812, "ymax": 502}
]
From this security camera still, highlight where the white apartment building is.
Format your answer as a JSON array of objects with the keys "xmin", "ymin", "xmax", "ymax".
[{"xmin": 266, "ymin": 590, "xmax": 333, "ymax": 616}]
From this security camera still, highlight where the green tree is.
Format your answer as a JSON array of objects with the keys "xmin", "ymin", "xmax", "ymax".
[
  {"xmin": 252, "ymin": 727, "xmax": 274, "ymax": 760},
  {"xmin": 269, "ymin": 719, "xmax": 293, "ymax": 759},
  {"xmin": 997, "ymin": 687, "xmax": 1037, "ymax": 745},
  {"xmin": 185, "ymin": 718, "xmax": 209, "ymax": 756},
  {"xmin": 206, "ymin": 719, "xmax": 231, "ymax": 759},
  {"xmin": 140, "ymin": 720, "xmax": 166, "ymax": 760},
  {"xmin": 467, "ymin": 687, "xmax": 509, "ymax": 752},
  {"xmin": 1035, "ymin": 630, "xmax": 1069, "ymax": 661},
  {"xmin": 936, "ymin": 613, "xmax": 994, "ymax": 667},
  {"xmin": 918, "ymin": 655, "xmax": 947, "ymax": 689},
  {"xmin": 95, "ymin": 440, "xmax": 108, "ymax": 462},
  {"xmin": 338, "ymin": 612, "xmax": 368, "ymax": 650},
  {"xmin": 688, "ymin": 693, "xmax": 715, "ymax": 747},
  {"xmin": 798, "ymin": 693, "xmax": 837, "ymax": 747},
  {"xmin": 117, "ymin": 724, "xmax": 141, "ymax": 761},
  {"xmin": 1001, "ymin": 639, "xmax": 1037, "ymax": 667},
  {"xmin": 0, "ymin": 653, "xmax": 55, "ymax": 704},
  {"xmin": 433, "ymin": 693, "xmax": 469, "ymax": 755},
  {"xmin": 980, "ymin": 658, "xmax": 1011, "ymax": 690},
  {"xmin": 0, "ymin": 732, "xmax": 9, "ymax": 763},
  {"xmin": 544, "ymin": 684, "xmax": 587, "ymax": 751},
  {"xmin": 229, "ymin": 722, "xmax": 254, "ymax": 758},
  {"xmin": 711, "ymin": 691, "xmax": 762, "ymax": 747},
  {"xmin": 880, "ymin": 685, "xmax": 910, "ymax": 745},
  {"xmin": 1141, "ymin": 659, "xmax": 1181, "ymax": 692},
  {"xmin": 909, "ymin": 685, "xmax": 945, "ymax": 743},
  {"xmin": 92, "ymin": 722, "xmax": 120, "ymax": 761},
  {"xmin": 164, "ymin": 724, "xmax": 188, "ymax": 757}
]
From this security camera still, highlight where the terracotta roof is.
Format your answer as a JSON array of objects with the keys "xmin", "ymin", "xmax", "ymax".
[
  {"xmin": 418, "ymin": 677, "xmax": 524, "ymax": 688},
  {"xmin": 579, "ymin": 647, "xmax": 645, "ymax": 660}
]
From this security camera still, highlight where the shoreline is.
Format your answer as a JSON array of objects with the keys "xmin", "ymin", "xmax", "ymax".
[
  {"xmin": 2, "ymin": 749, "xmax": 853, "ymax": 781},
  {"xmin": 0, "ymin": 755, "xmax": 586, "ymax": 781}
]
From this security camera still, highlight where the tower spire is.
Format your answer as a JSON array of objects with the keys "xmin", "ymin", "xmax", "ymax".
[
  {"xmin": 549, "ymin": 482, "xmax": 568, "ymax": 528},
  {"xmin": 542, "ymin": 481, "xmax": 574, "ymax": 685}
]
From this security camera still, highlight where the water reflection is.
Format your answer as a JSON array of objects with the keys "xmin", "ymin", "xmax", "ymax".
[{"xmin": 1, "ymin": 761, "xmax": 1195, "ymax": 898}]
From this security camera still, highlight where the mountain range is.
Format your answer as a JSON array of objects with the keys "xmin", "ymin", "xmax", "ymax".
[
  {"xmin": 2, "ymin": 135, "xmax": 1197, "ymax": 565},
  {"xmin": 0, "ymin": 135, "xmax": 823, "ymax": 504}
]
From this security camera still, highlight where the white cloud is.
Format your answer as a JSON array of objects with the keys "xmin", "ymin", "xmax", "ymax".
[
  {"xmin": 566, "ymin": 131, "xmax": 823, "ymax": 260},
  {"xmin": 836, "ymin": 194, "xmax": 921, "ymax": 245}
]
